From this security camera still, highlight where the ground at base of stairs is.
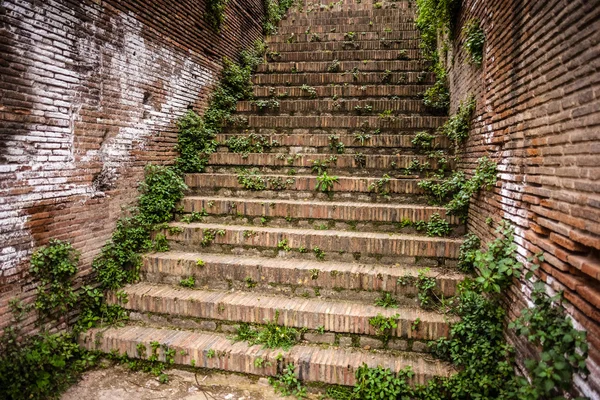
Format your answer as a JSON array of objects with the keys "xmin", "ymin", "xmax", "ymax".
[{"xmin": 61, "ymin": 364, "xmax": 305, "ymax": 400}]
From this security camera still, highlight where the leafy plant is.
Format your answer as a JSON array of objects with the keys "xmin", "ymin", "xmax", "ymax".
[
  {"xmin": 30, "ymin": 240, "xmax": 79, "ymax": 319},
  {"xmin": 316, "ymin": 171, "xmax": 339, "ymax": 192},
  {"xmin": 463, "ymin": 18, "xmax": 485, "ymax": 66},
  {"xmin": 234, "ymin": 311, "xmax": 298, "ymax": 350},
  {"xmin": 328, "ymin": 59, "xmax": 341, "ymax": 72},
  {"xmin": 416, "ymin": 268, "xmax": 437, "ymax": 308},
  {"xmin": 457, "ymin": 233, "xmax": 480, "ymax": 272},
  {"xmin": 179, "ymin": 276, "xmax": 196, "ymax": 288},
  {"xmin": 313, "ymin": 247, "xmax": 326, "ymax": 261},
  {"xmin": 353, "ymin": 364, "xmax": 414, "ymax": 399},
  {"xmin": 237, "ymin": 168, "xmax": 267, "ymax": 190},
  {"xmin": 263, "ymin": 0, "xmax": 295, "ymax": 35},
  {"xmin": 423, "ymin": 60, "xmax": 450, "ymax": 111},
  {"xmin": 300, "ymin": 84, "xmax": 317, "ymax": 98},
  {"xmin": 205, "ymin": 0, "xmax": 229, "ymax": 32},
  {"xmin": 425, "ymin": 213, "xmax": 451, "ymax": 237},
  {"xmin": 375, "ymin": 292, "xmax": 398, "ymax": 308},
  {"xmin": 440, "ymin": 95, "xmax": 476, "ymax": 145},
  {"xmin": 269, "ymin": 363, "xmax": 307, "ymax": 399},
  {"xmin": 368, "ymin": 174, "xmax": 391, "ymax": 196},
  {"xmin": 369, "ymin": 313, "xmax": 399, "ymax": 341},
  {"xmin": 411, "ymin": 131, "xmax": 435, "ymax": 151}
]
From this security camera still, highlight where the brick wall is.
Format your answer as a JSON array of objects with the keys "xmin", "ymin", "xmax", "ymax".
[
  {"xmin": 447, "ymin": 0, "xmax": 600, "ymax": 396},
  {"xmin": 0, "ymin": 0, "xmax": 265, "ymax": 331}
]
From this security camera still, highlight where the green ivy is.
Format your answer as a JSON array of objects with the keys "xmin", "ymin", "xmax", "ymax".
[
  {"xmin": 264, "ymin": 0, "xmax": 295, "ymax": 35},
  {"xmin": 415, "ymin": 0, "xmax": 461, "ymax": 57},
  {"xmin": 30, "ymin": 239, "xmax": 79, "ymax": 318},
  {"xmin": 423, "ymin": 59, "xmax": 450, "ymax": 112},
  {"xmin": 205, "ymin": 0, "xmax": 230, "ymax": 32},
  {"xmin": 463, "ymin": 19, "xmax": 485, "ymax": 66},
  {"xmin": 457, "ymin": 232, "xmax": 480, "ymax": 272},
  {"xmin": 440, "ymin": 96, "xmax": 476, "ymax": 146}
]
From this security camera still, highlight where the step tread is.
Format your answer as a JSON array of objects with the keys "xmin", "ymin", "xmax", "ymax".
[
  {"xmin": 145, "ymin": 251, "xmax": 463, "ymax": 280},
  {"xmin": 168, "ymin": 222, "xmax": 462, "ymax": 244},
  {"xmin": 80, "ymin": 325, "xmax": 455, "ymax": 385},
  {"xmin": 116, "ymin": 282, "xmax": 459, "ymax": 329}
]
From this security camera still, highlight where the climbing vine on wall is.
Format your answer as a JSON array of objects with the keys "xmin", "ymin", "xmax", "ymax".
[
  {"xmin": 462, "ymin": 18, "xmax": 485, "ymax": 66},
  {"xmin": 205, "ymin": 0, "xmax": 230, "ymax": 32}
]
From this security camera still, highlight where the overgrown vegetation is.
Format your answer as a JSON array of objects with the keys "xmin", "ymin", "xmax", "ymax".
[
  {"xmin": 269, "ymin": 363, "xmax": 307, "ymax": 399},
  {"xmin": 326, "ymin": 223, "xmax": 589, "ymax": 400},
  {"xmin": 205, "ymin": 0, "xmax": 230, "ymax": 32},
  {"xmin": 234, "ymin": 311, "xmax": 299, "ymax": 350},
  {"xmin": 463, "ymin": 18, "xmax": 485, "ymax": 66},
  {"xmin": 263, "ymin": 0, "xmax": 295, "ymax": 35}
]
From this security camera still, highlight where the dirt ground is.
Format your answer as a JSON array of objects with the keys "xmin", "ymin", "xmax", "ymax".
[{"xmin": 61, "ymin": 364, "xmax": 315, "ymax": 400}]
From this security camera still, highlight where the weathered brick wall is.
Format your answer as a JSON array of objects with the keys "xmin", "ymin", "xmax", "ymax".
[
  {"xmin": 0, "ymin": 0, "xmax": 265, "ymax": 331},
  {"xmin": 447, "ymin": 0, "xmax": 600, "ymax": 396}
]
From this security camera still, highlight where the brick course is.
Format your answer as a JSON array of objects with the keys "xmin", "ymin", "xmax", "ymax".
[{"xmin": 448, "ymin": 0, "xmax": 600, "ymax": 396}]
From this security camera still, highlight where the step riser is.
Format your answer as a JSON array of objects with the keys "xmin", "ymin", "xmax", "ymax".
[
  {"xmin": 282, "ymin": 15, "xmax": 416, "ymax": 27},
  {"xmin": 252, "ymin": 72, "xmax": 433, "ymax": 86},
  {"xmin": 269, "ymin": 40, "xmax": 421, "ymax": 52},
  {"xmin": 242, "ymin": 116, "xmax": 446, "ymax": 130},
  {"xmin": 237, "ymin": 99, "xmax": 430, "ymax": 114},
  {"xmin": 109, "ymin": 291, "xmax": 451, "ymax": 341},
  {"xmin": 253, "ymin": 85, "xmax": 429, "ymax": 99},
  {"xmin": 180, "ymin": 198, "xmax": 459, "ymax": 226},
  {"xmin": 80, "ymin": 326, "xmax": 451, "ymax": 386},
  {"xmin": 294, "ymin": 0, "xmax": 414, "ymax": 11},
  {"xmin": 141, "ymin": 255, "xmax": 461, "ymax": 300},
  {"xmin": 216, "ymin": 134, "xmax": 449, "ymax": 149},
  {"xmin": 272, "ymin": 50, "xmax": 421, "ymax": 62},
  {"xmin": 127, "ymin": 312, "xmax": 431, "ymax": 352},
  {"xmin": 163, "ymin": 225, "xmax": 461, "ymax": 261},
  {"xmin": 277, "ymin": 23, "xmax": 417, "ymax": 34},
  {"xmin": 185, "ymin": 174, "xmax": 426, "ymax": 197},
  {"xmin": 208, "ymin": 153, "xmax": 443, "ymax": 171},
  {"xmin": 256, "ymin": 60, "xmax": 428, "ymax": 73},
  {"xmin": 267, "ymin": 31, "xmax": 420, "ymax": 43}
]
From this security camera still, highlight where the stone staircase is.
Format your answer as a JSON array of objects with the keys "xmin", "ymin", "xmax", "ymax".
[{"xmin": 80, "ymin": 0, "xmax": 464, "ymax": 389}]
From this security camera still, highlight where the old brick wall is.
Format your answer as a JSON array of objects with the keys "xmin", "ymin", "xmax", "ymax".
[
  {"xmin": 0, "ymin": 0, "xmax": 265, "ymax": 331},
  {"xmin": 447, "ymin": 0, "xmax": 600, "ymax": 396}
]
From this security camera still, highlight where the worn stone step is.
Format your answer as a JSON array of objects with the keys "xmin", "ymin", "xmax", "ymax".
[
  {"xmin": 282, "ymin": 14, "xmax": 415, "ymax": 28},
  {"xmin": 208, "ymin": 152, "xmax": 442, "ymax": 171},
  {"xmin": 272, "ymin": 49, "xmax": 422, "ymax": 62},
  {"xmin": 184, "ymin": 173, "xmax": 427, "ymax": 203},
  {"xmin": 256, "ymin": 60, "xmax": 428, "ymax": 73},
  {"xmin": 291, "ymin": 0, "xmax": 414, "ymax": 12},
  {"xmin": 284, "ymin": 7, "xmax": 414, "ymax": 22},
  {"xmin": 277, "ymin": 23, "xmax": 417, "ymax": 35},
  {"xmin": 253, "ymin": 84, "xmax": 429, "ymax": 99},
  {"xmin": 80, "ymin": 326, "xmax": 454, "ymax": 386},
  {"xmin": 216, "ymin": 132, "xmax": 449, "ymax": 150},
  {"xmin": 163, "ymin": 223, "xmax": 463, "ymax": 263},
  {"xmin": 180, "ymin": 196, "xmax": 459, "ymax": 226},
  {"xmin": 268, "ymin": 39, "xmax": 421, "ymax": 53},
  {"xmin": 109, "ymin": 284, "xmax": 457, "ymax": 343},
  {"xmin": 237, "ymin": 99, "xmax": 431, "ymax": 115},
  {"xmin": 252, "ymin": 71, "xmax": 434, "ymax": 86},
  {"xmin": 266, "ymin": 31, "xmax": 420, "ymax": 43},
  {"xmin": 242, "ymin": 115, "xmax": 446, "ymax": 130},
  {"xmin": 141, "ymin": 252, "xmax": 464, "ymax": 303}
]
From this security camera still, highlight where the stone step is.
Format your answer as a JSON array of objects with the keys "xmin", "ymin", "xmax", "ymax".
[
  {"xmin": 109, "ymin": 284, "xmax": 457, "ymax": 342},
  {"xmin": 207, "ymin": 152, "xmax": 443, "ymax": 171},
  {"xmin": 284, "ymin": 7, "xmax": 414, "ymax": 23},
  {"xmin": 80, "ymin": 326, "xmax": 454, "ymax": 386},
  {"xmin": 237, "ymin": 98, "xmax": 431, "ymax": 115},
  {"xmin": 163, "ymin": 223, "xmax": 463, "ymax": 263},
  {"xmin": 292, "ymin": 0, "xmax": 414, "ymax": 12},
  {"xmin": 184, "ymin": 173, "xmax": 427, "ymax": 203},
  {"xmin": 242, "ymin": 115, "xmax": 446, "ymax": 130},
  {"xmin": 216, "ymin": 132, "xmax": 450, "ymax": 150},
  {"xmin": 277, "ymin": 23, "xmax": 417, "ymax": 35},
  {"xmin": 253, "ymin": 84, "xmax": 429, "ymax": 99},
  {"xmin": 252, "ymin": 71, "xmax": 434, "ymax": 86},
  {"xmin": 256, "ymin": 60, "xmax": 428, "ymax": 73},
  {"xmin": 141, "ymin": 252, "xmax": 464, "ymax": 303},
  {"xmin": 268, "ymin": 39, "xmax": 421, "ymax": 53},
  {"xmin": 282, "ymin": 14, "xmax": 416, "ymax": 28},
  {"xmin": 270, "ymin": 49, "xmax": 422, "ymax": 62},
  {"xmin": 266, "ymin": 31, "xmax": 420, "ymax": 43},
  {"xmin": 180, "ymin": 196, "xmax": 460, "ymax": 226}
]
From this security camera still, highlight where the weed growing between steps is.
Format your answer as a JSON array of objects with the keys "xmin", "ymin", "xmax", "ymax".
[{"xmin": 234, "ymin": 311, "xmax": 301, "ymax": 350}]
